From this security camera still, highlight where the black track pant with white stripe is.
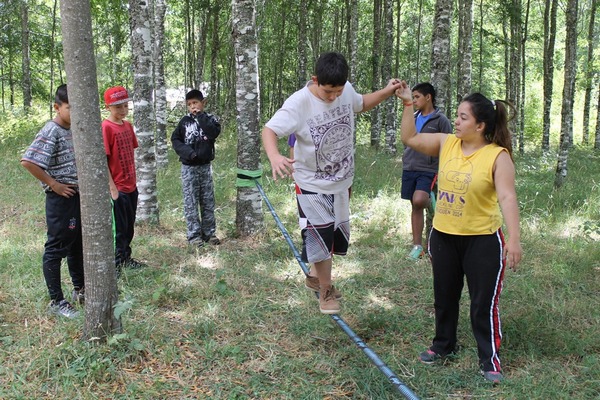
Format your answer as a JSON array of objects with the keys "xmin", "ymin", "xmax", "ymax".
[{"xmin": 428, "ymin": 228, "xmax": 506, "ymax": 372}]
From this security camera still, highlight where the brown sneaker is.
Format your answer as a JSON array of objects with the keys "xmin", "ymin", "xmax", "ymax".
[
  {"xmin": 319, "ymin": 286, "xmax": 341, "ymax": 314},
  {"xmin": 305, "ymin": 275, "xmax": 342, "ymax": 299}
]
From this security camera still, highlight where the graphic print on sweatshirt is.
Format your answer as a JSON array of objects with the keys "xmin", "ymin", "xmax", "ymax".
[
  {"xmin": 183, "ymin": 120, "xmax": 207, "ymax": 144},
  {"xmin": 308, "ymin": 107, "xmax": 354, "ymax": 183}
]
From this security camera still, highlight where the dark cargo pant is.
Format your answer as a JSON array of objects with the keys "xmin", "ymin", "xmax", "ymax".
[{"xmin": 181, "ymin": 164, "xmax": 216, "ymax": 243}]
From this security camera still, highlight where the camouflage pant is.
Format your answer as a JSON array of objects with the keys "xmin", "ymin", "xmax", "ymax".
[{"xmin": 181, "ymin": 164, "xmax": 216, "ymax": 243}]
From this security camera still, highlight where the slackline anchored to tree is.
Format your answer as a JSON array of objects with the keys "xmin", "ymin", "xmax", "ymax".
[{"xmin": 253, "ymin": 179, "xmax": 420, "ymax": 400}]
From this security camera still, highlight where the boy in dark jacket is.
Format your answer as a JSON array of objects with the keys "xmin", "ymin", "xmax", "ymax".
[{"xmin": 171, "ymin": 89, "xmax": 221, "ymax": 247}]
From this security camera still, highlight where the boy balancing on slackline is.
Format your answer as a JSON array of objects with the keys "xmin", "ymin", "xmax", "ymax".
[{"xmin": 262, "ymin": 52, "xmax": 402, "ymax": 314}]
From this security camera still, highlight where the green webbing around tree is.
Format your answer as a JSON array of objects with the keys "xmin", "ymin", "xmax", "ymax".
[{"xmin": 236, "ymin": 168, "xmax": 262, "ymax": 187}]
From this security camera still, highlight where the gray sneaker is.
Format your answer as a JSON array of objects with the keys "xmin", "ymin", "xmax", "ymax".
[
  {"xmin": 48, "ymin": 299, "xmax": 79, "ymax": 319},
  {"xmin": 481, "ymin": 370, "xmax": 504, "ymax": 384},
  {"xmin": 71, "ymin": 287, "xmax": 85, "ymax": 305}
]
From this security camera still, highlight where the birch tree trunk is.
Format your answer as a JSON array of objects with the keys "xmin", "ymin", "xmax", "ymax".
[
  {"xmin": 503, "ymin": 22, "xmax": 510, "ymax": 99},
  {"xmin": 49, "ymin": 0, "xmax": 59, "ymax": 119},
  {"xmin": 348, "ymin": 0, "xmax": 359, "ymax": 83},
  {"xmin": 430, "ymin": 0, "xmax": 453, "ymax": 114},
  {"xmin": 59, "ymin": 0, "xmax": 121, "ymax": 341},
  {"xmin": 383, "ymin": 0, "xmax": 396, "ymax": 153},
  {"xmin": 210, "ymin": 5, "xmax": 220, "ymax": 103},
  {"xmin": 554, "ymin": 0, "xmax": 578, "ymax": 188},
  {"xmin": 518, "ymin": 0, "xmax": 530, "ymax": 155},
  {"xmin": 582, "ymin": 0, "xmax": 598, "ymax": 146},
  {"xmin": 542, "ymin": 0, "xmax": 558, "ymax": 152},
  {"xmin": 195, "ymin": 12, "xmax": 209, "ymax": 89},
  {"xmin": 394, "ymin": 0, "xmax": 402, "ymax": 78},
  {"xmin": 477, "ymin": 0, "xmax": 484, "ymax": 89},
  {"xmin": 21, "ymin": 0, "xmax": 32, "ymax": 112},
  {"xmin": 130, "ymin": 0, "xmax": 159, "ymax": 223},
  {"xmin": 297, "ymin": 0, "xmax": 308, "ymax": 89},
  {"xmin": 154, "ymin": 0, "xmax": 168, "ymax": 168},
  {"xmin": 184, "ymin": 0, "xmax": 192, "ymax": 89},
  {"xmin": 456, "ymin": 0, "xmax": 473, "ymax": 102},
  {"xmin": 273, "ymin": 10, "xmax": 287, "ymax": 108},
  {"xmin": 416, "ymin": 0, "xmax": 424, "ymax": 82},
  {"xmin": 232, "ymin": 0, "xmax": 263, "ymax": 236},
  {"xmin": 507, "ymin": 0, "xmax": 522, "ymax": 150},
  {"xmin": 370, "ymin": 0, "xmax": 382, "ymax": 148},
  {"xmin": 310, "ymin": 2, "xmax": 324, "ymax": 59},
  {"xmin": 595, "ymin": 86, "xmax": 600, "ymax": 150}
]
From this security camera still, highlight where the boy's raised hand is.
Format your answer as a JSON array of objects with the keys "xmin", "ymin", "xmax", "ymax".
[
  {"xmin": 395, "ymin": 80, "xmax": 413, "ymax": 102},
  {"xmin": 385, "ymin": 78, "xmax": 403, "ymax": 95}
]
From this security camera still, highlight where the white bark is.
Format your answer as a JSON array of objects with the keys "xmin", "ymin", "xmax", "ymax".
[
  {"xmin": 232, "ymin": 0, "xmax": 263, "ymax": 236},
  {"xmin": 297, "ymin": 0, "xmax": 308, "ymax": 89},
  {"xmin": 430, "ymin": 0, "xmax": 453, "ymax": 114},
  {"xmin": 595, "ymin": 87, "xmax": 600, "ymax": 150},
  {"xmin": 370, "ymin": 0, "xmax": 382, "ymax": 147},
  {"xmin": 582, "ymin": 0, "xmax": 597, "ymax": 145},
  {"xmin": 542, "ymin": 0, "xmax": 558, "ymax": 152},
  {"xmin": 21, "ymin": 0, "xmax": 32, "ymax": 111},
  {"xmin": 130, "ymin": 0, "xmax": 159, "ymax": 223},
  {"xmin": 383, "ymin": 0, "xmax": 396, "ymax": 153},
  {"xmin": 554, "ymin": 0, "xmax": 578, "ymax": 188},
  {"xmin": 456, "ymin": 0, "xmax": 473, "ymax": 102},
  {"xmin": 349, "ymin": 0, "xmax": 359, "ymax": 83},
  {"xmin": 154, "ymin": 0, "xmax": 168, "ymax": 168}
]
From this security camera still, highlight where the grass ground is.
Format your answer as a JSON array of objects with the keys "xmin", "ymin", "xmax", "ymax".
[{"xmin": 0, "ymin": 112, "xmax": 599, "ymax": 399}]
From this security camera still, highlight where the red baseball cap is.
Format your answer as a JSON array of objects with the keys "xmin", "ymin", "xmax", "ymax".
[{"xmin": 104, "ymin": 86, "xmax": 131, "ymax": 106}]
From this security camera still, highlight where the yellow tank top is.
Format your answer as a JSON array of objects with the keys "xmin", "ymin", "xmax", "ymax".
[{"xmin": 434, "ymin": 135, "xmax": 506, "ymax": 235}]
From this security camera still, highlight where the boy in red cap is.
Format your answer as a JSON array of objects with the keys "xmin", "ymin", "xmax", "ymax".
[{"xmin": 102, "ymin": 86, "xmax": 146, "ymax": 272}]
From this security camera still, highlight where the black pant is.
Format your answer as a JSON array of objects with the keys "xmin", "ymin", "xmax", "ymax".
[
  {"xmin": 428, "ymin": 228, "xmax": 506, "ymax": 372},
  {"xmin": 43, "ymin": 192, "xmax": 84, "ymax": 302},
  {"xmin": 113, "ymin": 189, "xmax": 138, "ymax": 265}
]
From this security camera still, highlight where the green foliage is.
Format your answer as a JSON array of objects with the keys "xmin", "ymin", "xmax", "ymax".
[
  {"xmin": 3, "ymin": 0, "xmax": 595, "ymax": 153},
  {"xmin": 0, "ymin": 109, "xmax": 47, "ymax": 144}
]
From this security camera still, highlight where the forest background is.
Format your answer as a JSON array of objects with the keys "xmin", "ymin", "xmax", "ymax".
[{"xmin": 1, "ymin": 0, "xmax": 599, "ymax": 398}]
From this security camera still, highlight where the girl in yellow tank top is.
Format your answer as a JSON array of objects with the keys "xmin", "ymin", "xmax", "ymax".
[
  {"xmin": 396, "ymin": 82, "xmax": 522, "ymax": 384},
  {"xmin": 434, "ymin": 135, "xmax": 505, "ymax": 235}
]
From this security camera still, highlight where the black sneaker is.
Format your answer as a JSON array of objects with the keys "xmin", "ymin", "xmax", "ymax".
[
  {"xmin": 419, "ymin": 347, "xmax": 459, "ymax": 364},
  {"xmin": 204, "ymin": 236, "xmax": 221, "ymax": 245},
  {"xmin": 48, "ymin": 299, "xmax": 79, "ymax": 319},
  {"xmin": 71, "ymin": 287, "xmax": 85, "ymax": 305},
  {"xmin": 190, "ymin": 239, "xmax": 204, "ymax": 249},
  {"xmin": 125, "ymin": 258, "xmax": 147, "ymax": 269},
  {"xmin": 419, "ymin": 349, "xmax": 442, "ymax": 364}
]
